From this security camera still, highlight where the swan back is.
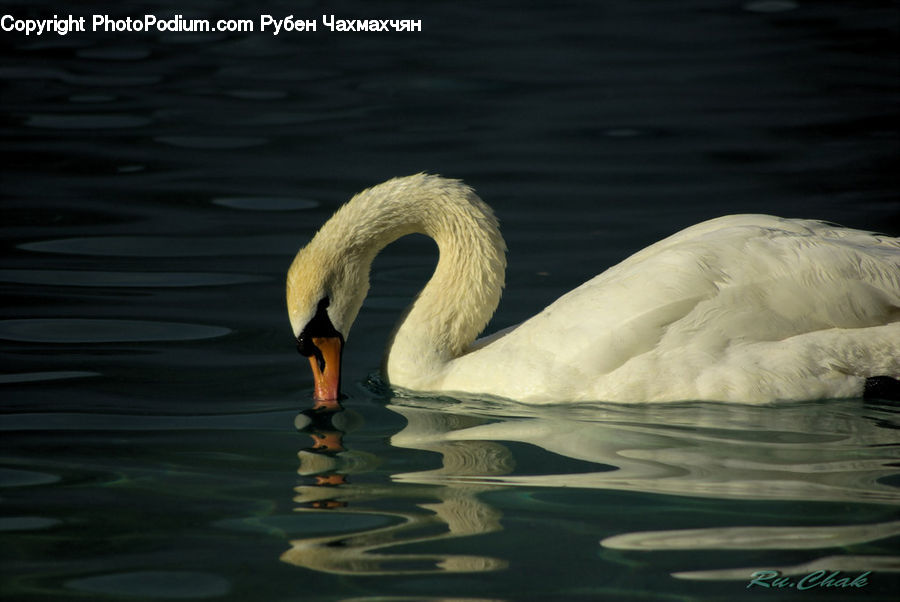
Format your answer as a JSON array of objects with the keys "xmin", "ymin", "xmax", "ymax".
[{"xmin": 442, "ymin": 215, "xmax": 900, "ymax": 402}]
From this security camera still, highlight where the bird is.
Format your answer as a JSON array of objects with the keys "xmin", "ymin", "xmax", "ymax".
[{"xmin": 286, "ymin": 174, "xmax": 900, "ymax": 405}]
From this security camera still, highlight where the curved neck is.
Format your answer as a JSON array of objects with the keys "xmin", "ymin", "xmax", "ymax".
[{"xmin": 321, "ymin": 175, "xmax": 506, "ymax": 383}]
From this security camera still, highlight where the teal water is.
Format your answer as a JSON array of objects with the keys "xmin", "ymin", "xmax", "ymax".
[{"xmin": 2, "ymin": 1, "xmax": 899, "ymax": 600}]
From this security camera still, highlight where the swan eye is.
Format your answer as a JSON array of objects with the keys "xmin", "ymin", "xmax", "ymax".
[
  {"xmin": 295, "ymin": 297, "xmax": 341, "ymax": 358},
  {"xmin": 296, "ymin": 334, "xmax": 316, "ymax": 357}
]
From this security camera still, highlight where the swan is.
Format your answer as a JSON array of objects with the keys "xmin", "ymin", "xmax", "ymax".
[{"xmin": 286, "ymin": 174, "xmax": 900, "ymax": 404}]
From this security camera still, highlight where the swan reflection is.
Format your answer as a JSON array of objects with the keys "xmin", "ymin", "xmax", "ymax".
[
  {"xmin": 282, "ymin": 397, "xmax": 900, "ymax": 578},
  {"xmin": 601, "ymin": 521, "xmax": 900, "ymax": 581},
  {"xmin": 388, "ymin": 397, "xmax": 900, "ymax": 503},
  {"xmin": 282, "ymin": 405, "xmax": 506, "ymax": 575}
]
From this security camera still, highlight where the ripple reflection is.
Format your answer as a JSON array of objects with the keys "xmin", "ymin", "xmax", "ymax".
[
  {"xmin": 283, "ymin": 406, "xmax": 507, "ymax": 575},
  {"xmin": 282, "ymin": 397, "xmax": 900, "ymax": 578}
]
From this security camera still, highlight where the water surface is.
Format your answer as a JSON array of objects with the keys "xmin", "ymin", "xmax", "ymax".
[{"xmin": 2, "ymin": 1, "xmax": 898, "ymax": 600}]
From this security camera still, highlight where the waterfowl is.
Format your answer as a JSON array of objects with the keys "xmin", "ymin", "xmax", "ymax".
[{"xmin": 286, "ymin": 174, "xmax": 900, "ymax": 404}]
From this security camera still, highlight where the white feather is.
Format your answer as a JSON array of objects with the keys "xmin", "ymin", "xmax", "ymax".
[{"xmin": 287, "ymin": 176, "xmax": 900, "ymax": 403}]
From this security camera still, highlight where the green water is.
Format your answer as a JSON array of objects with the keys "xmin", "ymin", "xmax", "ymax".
[{"xmin": 2, "ymin": 0, "xmax": 898, "ymax": 600}]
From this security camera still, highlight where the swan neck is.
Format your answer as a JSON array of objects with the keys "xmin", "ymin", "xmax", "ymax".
[{"xmin": 335, "ymin": 175, "xmax": 506, "ymax": 383}]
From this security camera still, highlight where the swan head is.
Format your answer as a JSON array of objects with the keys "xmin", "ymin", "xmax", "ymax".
[
  {"xmin": 287, "ymin": 173, "xmax": 507, "ymax": 404},
  {"xmin": 286, "ymin": 230, "xmax": 371, "ymax": 404}
]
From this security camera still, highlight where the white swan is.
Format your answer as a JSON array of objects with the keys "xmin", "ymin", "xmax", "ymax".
[{"xmin": 286, "ymin": 174, "xmax": 900, "ymax": 404}]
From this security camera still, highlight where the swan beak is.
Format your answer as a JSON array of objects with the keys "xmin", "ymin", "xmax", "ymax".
[{"xmin": 308, "ymin": 336, "xmax": 343, "ymax": 403}]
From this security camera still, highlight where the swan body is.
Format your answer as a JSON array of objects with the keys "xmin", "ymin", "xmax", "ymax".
[{"xmin": 287, "ymin": 174, "xmax": 900, "ymax": 404}]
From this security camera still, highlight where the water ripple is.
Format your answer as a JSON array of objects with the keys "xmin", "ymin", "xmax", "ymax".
[
  {"xmin": 212, "ymin": 197, "xmax": 319, "ymax": 211},
  {"xmin": 0, "ymin": 66, "xmax": 160, "ymax": 86},
  {"xmin": 19, "ymin": 235, "xmax": 301, "ymax": 257},
  {"xmin": 0, "ymin": 319, "xmax": 230, "ymax": 343},
  {"xmin": 0, "ymin": 269, "xmax": 268, "ymax": 288},
  {"xmin": 154, "ymin": 136, "xmax": 268, "ymax": 149},
  {"xmin": 0, "ymin": 467, "xmax": 61, "ymax": 488},
  {"xmin": 743, "ymin": 1, "xmax": 798, "ymax": 13},
  {"xmin": 0, "ymin": 516, "xmax": 62, "ymax": 532},
  {"xmin": 67, "ymin": 571, "xmax": 230, "ymax": 600},
  {"xmin": 25, "ymin": 114, "xmax": 152, "ymax": 129},
  {"xmin": 0, "ymin": 371, "xmax": 100, "ymax": 385},
  {"xmin": 75, "ymin": 47, "xmax": 153, "ymax": 61}
]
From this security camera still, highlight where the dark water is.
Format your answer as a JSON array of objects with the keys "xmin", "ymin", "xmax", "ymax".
[{"xmin": 2, "ymin": 1, "xmax": 899, "ymax": 600}]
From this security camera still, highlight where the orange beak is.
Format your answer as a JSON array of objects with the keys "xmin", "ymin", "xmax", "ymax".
[{"xmin": 308, "ymin": 335, "xmax": 343, "ymax": 404}]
